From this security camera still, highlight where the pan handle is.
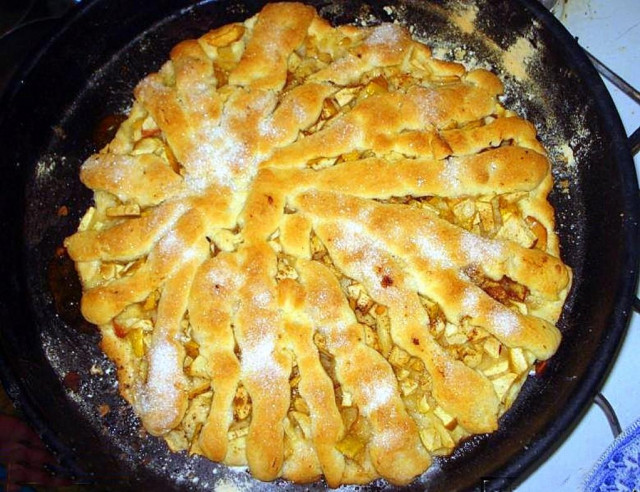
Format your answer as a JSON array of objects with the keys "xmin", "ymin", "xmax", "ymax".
[
  {"xmin": 594, "ymin": 393, "xmax": 623, "ymax": 437},
  {"xmin": 632, "ymin": 122, "xmax": 639, "ymax": 315},
  {"xmin": 629, "ymin": 126, "xmax": 640, "ymax": 157},
  {"xmin": 583, "ymin": 51, "xmax": 640, "ymax": 156},
  {"xmin": 586, "ymin": 52, "xmax": 640, "ymax": 107}
]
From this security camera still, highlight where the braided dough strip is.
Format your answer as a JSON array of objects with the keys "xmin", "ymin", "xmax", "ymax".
[
  {"xmin": 294, "ymin": 191, "xmax": 570, "ymax": 301},
  {"xmin": 294, "ymin": 191, "xmax": 567, "ymax": 359},
  {"xmin": 262, "ymin": 73, "xmax": 503, "ymax": 169},
  {"xmin": 80, "ymin": 153, "xmax": 185, "ymax": 207},
  {"xmin": 80, "ymin": 208, "xmax": 207, "ymax": 325},
  {"xmin": 228, "ymin": 2, "xmax": 316, "ymax": 90},
  {"xmin": 310, "ymin": 220, "xmax": 500, "ymax": 433},
  {"xmin": 281, "ymin": 316, "xmax": 346, "ymax": 486},
  {"xmin": 298, "ymin": 259, "xmax": 431, "ymax": 485},
  {"xmin": 133, "ymin": 236, "xmax": 209, "ymax": 435},
  {"xmin": 188, "ymin": 253, "xmax": 242, "ymax": 462},
  {"xmin": 64, "ymin": 3, "xmax": 573, "ymax": 486},
  {"xmin": 65, "ymin": 201, "xmax": 186, "ymax": 262},
  {"xmin": 268, "ymin": 146, "xmax": 549, "ymax": 200},
  {"xmin": 441, "ymin": 116, "xmax": 546, "ymax": 156},
  {"xmin": 234, "ymin": 243, "xmax": 291, "ymax": 481}
]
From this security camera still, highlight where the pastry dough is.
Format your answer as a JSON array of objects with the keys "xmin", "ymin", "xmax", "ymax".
[{"xmin": 65, "ymin": 2, "xmax": 572, "ymax": 486}]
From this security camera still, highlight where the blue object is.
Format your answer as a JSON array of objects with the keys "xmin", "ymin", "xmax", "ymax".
[{"xmin": 585, "ymin": 416, "xmax": 640, "ymax": 491}]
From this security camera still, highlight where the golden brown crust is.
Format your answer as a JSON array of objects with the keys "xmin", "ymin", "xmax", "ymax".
[
  {"xmin": 229, "ymin": 3, "xmax": 316, "ymax": 90},
  {"xmin": 65, "ymin": 2, "xmax": 572, "ymax": 486},
  {"xmin": 188, "ymin": 253, "xmax": 241, "ymax": 461}
]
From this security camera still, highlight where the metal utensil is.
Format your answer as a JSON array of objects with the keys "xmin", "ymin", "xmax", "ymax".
[{"xmin": 539, "ymin": 0, "xmax": 640, "ymax": 105}]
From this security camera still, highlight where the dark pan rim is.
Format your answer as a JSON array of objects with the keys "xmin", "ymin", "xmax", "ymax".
[
  {"xmin": 484, "ymin": 1, "xmax": 640, "ymax": 488},
  {"xmin": 0, "ymin": 0, "xmax": 638, "ymax": 490}
]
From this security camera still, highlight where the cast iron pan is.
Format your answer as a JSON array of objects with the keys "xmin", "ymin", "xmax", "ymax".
[{"xmin": 0, "ymin": 0, "xmax": 638, "ymax": 490}]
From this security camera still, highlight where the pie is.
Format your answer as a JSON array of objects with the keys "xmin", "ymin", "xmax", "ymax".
[{"xmin": 64, "ymin": 2, "xmax": 572, "ymax": 487}]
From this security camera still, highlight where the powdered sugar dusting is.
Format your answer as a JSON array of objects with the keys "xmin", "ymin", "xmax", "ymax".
[
  {"xmin": 147, "ymin": 342, "xmax": 180, "ymax": 394},
  {"xmin": 409, "ymin": 87, "xmax": 443, "ymax": 128},
  {"xmin": 327, "ymin": 220, "xmax": 403, "ymax": 303},
  {"xmin": 440, "ymin": 157, "xmax": 462, "ymax": 192},
  {"xmin": 257, "ymin": 116, "xmax": 284, "ymax": 141},
  {"xmin": 241, "ymin": 336, "xmax": 274, "ymax": 373},
  {"xmin": 326, "ymin": 323, "xmax": 353, "ymax": 351},
  {"xmin": 214, "ymin": 477, "xmax": 244, "ymax": 492},
  {"xmin": 291, "ymin": 98, "xmax": 309, "ymax": 123},
  {"xmin": 461, "ymin": 287, "xmax": 480, "ymax": 315},
  {"xmin": 157, "ymin": 229, "xmax": 199, "ymax": 263},
  {"xmin": 332, "ymin": 221, "xmax": 371, "ymax": 253},
  {"xmin": 206, "ymin": 263, "xmax": 242, "ymax": 291},
  {"xmin": 372, "ymin": 428, "xmax": 401, "ymax": 451},
  {"xmin": 158, "ymin": 229, "xmax": 186, "ymax": 258},
  {"xmin": 135, "ymin": 341, "xmax": 184, "ymax": 430},
  {"xmin": 460, "ymin": 231, "xmax": 503, "ymax": 264},
  {"xmin": 365, "ymin": 23, "xmax": 404, "ymax": 47},
  {"xmin": 360, "ymin": 378, "xmax": 394, "ymax": 416},
  {"xmin": 240, "ymin": 330, "xmax": 286, "ymax": 384},
  {"xmin": 412, "ymin": 234, "xmax": 454, "ymax": 268},
  {"xmin": 251, "ymin": 288, "xmax": 273, "ymax": 309},
  {"xmin": 490, "ymin": 306, "xmax": 520, "ymax": 336},
  {"xmin": 184, "ymin": 91, "xmax": 277, "ymax": 193},
  {"xmin": 185, "ymin": 124, "xmax": 249, "ymax": 192}
]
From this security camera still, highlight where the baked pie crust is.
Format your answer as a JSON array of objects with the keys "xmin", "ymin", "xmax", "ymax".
[{"xmin": 65, "ymin": 2, "xmax": 572, "ymax": 486}]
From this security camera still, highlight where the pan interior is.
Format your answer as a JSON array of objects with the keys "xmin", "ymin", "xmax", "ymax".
[{"xmin": 0, "ymin": 0, "xmax": 635, "ymax": 490}]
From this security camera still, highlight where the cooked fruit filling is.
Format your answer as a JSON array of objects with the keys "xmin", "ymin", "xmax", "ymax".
[{"xmin": 65, "ymin": 3, "xmax": 571, "ymax": 487}]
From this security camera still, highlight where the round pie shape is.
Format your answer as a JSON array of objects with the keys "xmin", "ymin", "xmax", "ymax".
[{"xmin": 65, "ymin": 2, "xmax": 572, "ymax": 486}]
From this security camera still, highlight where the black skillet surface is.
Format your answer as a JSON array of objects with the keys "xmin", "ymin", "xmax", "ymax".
[{"xmin": 0, "ymin": 0, "xmax": 638, "ymax": 490}]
